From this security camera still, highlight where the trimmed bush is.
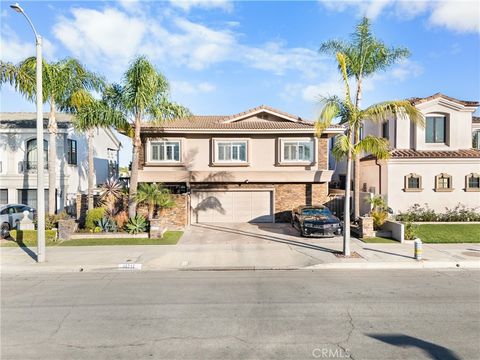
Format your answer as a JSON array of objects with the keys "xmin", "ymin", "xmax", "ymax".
[
  {"xmin": 397, "ymin": 203, "xmax": 480, "ymax": 222},
  {"xmin": 85, "ymin": 208, "xmax": 105, "ymax": 230}
]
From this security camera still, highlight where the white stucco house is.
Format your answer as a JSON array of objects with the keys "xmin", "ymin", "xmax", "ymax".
[
  {"xmin": 356, "ymin": 93, "xmax": 480, "ymax": 213},
  {"xmin": 0, "ymin": 112, "xmax": 122, "ymax": 212}
]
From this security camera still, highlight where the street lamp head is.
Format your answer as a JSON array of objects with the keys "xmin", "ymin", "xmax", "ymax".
[{"xmin": 10, "ymin": 3, "xmax": 24, "ymax": 13}]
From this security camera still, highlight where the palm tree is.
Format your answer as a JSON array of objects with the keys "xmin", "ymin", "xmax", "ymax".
[
  {"xmin": 99, "ymin": 56, "xmax": 190, "ymax": 217},
  {"xmin": 135, "ymin": 183, "xmax": 174, "ymax": 220},
  {"xmin": 68, "ymin": 89, "xmax": 126, "ymax": 211},
  {"xmin": 316, "ymin": 52, "xmax": 424, "ymax": 256},
  {"xmin": 319, "ymin": 17, "xmax": 411, "ymax": 220},
  {"xmin": 1, "ymin": 58, "xmax": 103, "ymax": 214}
]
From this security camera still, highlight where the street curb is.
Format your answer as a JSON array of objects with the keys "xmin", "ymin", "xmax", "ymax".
[
  {"xmin": 2, "ymin": 260, "xmax": 479, "ymax": 273},
  {"xmin": 302, "ymin": 261, "xmax": 480, "ymax": 270}
]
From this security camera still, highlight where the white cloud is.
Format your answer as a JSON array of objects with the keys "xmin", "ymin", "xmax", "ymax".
[
  {"xmin": 53, "ymin": 8, "xmax": 147, "ymax": 67},
  {"xmin": 169, "ymin": 0, "xmax": 233, "ymax": 12},
  {"xmin": 0, "ymin": 24, "xmax": 56, "ymax": 63},
  {"xmin": 318, "ymin": 0, "xmax": 480, "ymax": 33},
  {"xmin": 171, "ymin": 80, "xmax": 216, "ymax": 94},
  {"xmin": 428, "ymin": 1, "xmax": 480, "ymax": 33},
  {"xmin": 52, "ymin": 6, "xmax": 325, "ymax": 78}
]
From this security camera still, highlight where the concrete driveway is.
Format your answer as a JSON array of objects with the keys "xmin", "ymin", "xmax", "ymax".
[{"xmin": 180, "ymin": 222, "xmax": 343, "ymax": 247}]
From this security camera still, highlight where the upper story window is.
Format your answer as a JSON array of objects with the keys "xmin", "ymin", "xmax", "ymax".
[
  {"xmin": 435, "ymin": 173, "xmax": 453, "ymax": 192},
  {"xmin": 382, "ymin": 121, "xmax": 389, "ymax": 139},
  {"xmin": 466, "ymin": 173, "xmax": 480, "ymax": 192},
  {"xmin": 404, "ymin": 173, "xmax": 422, "ymax": 192},
  {"xmin": 281, "ymin": 139, "xmax": 314, "ymax": 163},
  {"xmin": 426, "ymin": 116, "xmax": 446, "ymax": 143},
  {"xmin": 216, "ymin": 141, "xmax": 247, "ymax": 163},
  {"xmin": 67, "ymin": 139, "xmax": 77, "ymax": 165},
  {"xmin": 26, "ymin": 139, "xmax": 48, "ymax": 170},
  {"xmin": 150, "ymin": 140, "xmax": 180, "ymax": 162},
  {"xmin": 473, "ymin": 130, "xmax": 480, "ymax": 149}
]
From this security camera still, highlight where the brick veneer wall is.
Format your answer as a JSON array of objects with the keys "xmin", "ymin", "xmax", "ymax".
[
  {"xmin": 317, "ymin": 136, "xmax": 329, "ymax": 170},
  {"xmin": 274, "ymin": 183, "xmax": 329, "ymax": 222},
  {"xmin": 137, "ymin": 194, "xmax": 188, "ymax": 229}
]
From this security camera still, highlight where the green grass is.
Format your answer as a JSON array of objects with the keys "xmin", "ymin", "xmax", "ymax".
[
  {"xmin": 416, "ymin": 224, "xmax": 480, "ymax": 243},
  {"xmin": 362, "ymin": 237, "xmax": 398, "ymax": 243},
  {"xmin": 1, "ymin": 231, "xmax": 182, "ymax": 247}
]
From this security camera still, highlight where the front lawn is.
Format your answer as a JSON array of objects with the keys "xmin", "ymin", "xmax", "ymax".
[
  {"xmin": 362, "ymin": 236, "xmax": 398, "ymax": 243},
  {"xmin": 416, "ymin": 224, "xmax": 480, "ymax": 243},
  {"xmin": 1, "ymin": 231, "xmax": 182, "ymax": 247}
]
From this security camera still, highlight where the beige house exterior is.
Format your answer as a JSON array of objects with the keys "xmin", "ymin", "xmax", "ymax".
[
  {"xmin": 138, "ymin": 105, "xmax": 343, "ymax": 224},
  {"xmin": 359, "ymin": 93, "xmax": 480, "ymax": 213}
]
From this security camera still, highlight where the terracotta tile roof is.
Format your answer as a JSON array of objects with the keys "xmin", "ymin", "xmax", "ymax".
[
  {"xmin": 361, "ymin": 148, "xmax": 480, "ymax": 161},
  {"xmin": 473, "ymin": 116, "xmax": 480, "ymax": 123},
  {"xmin": 409, "ymin": 93, "xmax": 479, "ymax": 107},
  {"xmin": 140, "ymin": 105, "xmax": 344, "ymax": 131}
]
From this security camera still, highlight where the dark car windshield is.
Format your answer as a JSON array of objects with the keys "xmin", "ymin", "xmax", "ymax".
[{"xmin": 301, "ymin": 208, "xmax": 332, "ymax": 216}]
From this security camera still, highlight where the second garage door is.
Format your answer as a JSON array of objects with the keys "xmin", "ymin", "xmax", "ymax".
[{"xmin": 192, "ymin": 190, "xmax": 273, "ymax": 223}]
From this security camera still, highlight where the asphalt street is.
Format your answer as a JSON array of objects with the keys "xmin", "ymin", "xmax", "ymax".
[{"xmin": 1, "ymin": 269, "xmax": 479, "ymax": 360}]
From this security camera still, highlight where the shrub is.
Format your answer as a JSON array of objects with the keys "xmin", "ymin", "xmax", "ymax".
[
  {"xmin": 34, "ymin": 211, "xmax": 71, "ymax": 230},
  {"xmin": 96, "ymin": 217, "xmax": 118, "ymax": 233},
  {"xmin": 404, "ymin": 221, "xmax": 418, "ymax": 240},
  {"xmin": 396, "ymin": 203, "xmax": 480, "ymax": 222},
  {"xmin": 371, "ymin": 210, "xmax": 388, "ymax": 230},
  {"xmin": 125, "ymin": 215, "xmax": 148, "ymax": 234},
  {"xmin": 114, "ymin": 211, "xmax": 128, "ymax": 229},
  {"xmin": 85, "ymin": 207, "xmax": 105, "ymax": 230}
]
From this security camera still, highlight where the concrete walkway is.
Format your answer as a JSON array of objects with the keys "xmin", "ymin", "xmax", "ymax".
[{"xmin": 1, "ymin": 223, "xmax": 479, "ymax": 273}]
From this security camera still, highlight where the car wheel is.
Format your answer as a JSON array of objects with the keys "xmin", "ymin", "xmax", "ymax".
[{"xmin": 1, "ymin": 223, "xmax": 10, "ymax": 239}]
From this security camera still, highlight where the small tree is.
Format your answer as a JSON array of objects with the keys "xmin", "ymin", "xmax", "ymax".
[
  {"xmin": 367, "ymin": 195, "xmax": 388, "ymax": 230},
  {"xmin": 135, "ymin": 183, "xmax": 174, "ymax": 220}
]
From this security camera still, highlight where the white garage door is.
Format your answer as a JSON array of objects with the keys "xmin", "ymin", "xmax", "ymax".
[{"xmin": 191, "ymin": 191, "xmax": 273, "ymax": 223}]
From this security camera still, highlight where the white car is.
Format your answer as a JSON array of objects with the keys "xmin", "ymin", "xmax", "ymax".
[{"xmin": 0, "ymin": 204, "xmax": 35, "ymax": 239}]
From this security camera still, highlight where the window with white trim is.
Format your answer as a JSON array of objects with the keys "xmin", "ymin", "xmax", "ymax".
[
  {"xmin": 216, "ymin": 141, "xmax": 247, "ymax": 162},
  {"xmin": 282, "ymin": 140, "xmax": 314, "ymax": 162},
  {"xmin": 150, "ymin": 141, "xmax": 180, "ymax": 162}
]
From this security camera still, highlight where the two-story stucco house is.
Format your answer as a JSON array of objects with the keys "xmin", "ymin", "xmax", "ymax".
[
  {"xmin": 0, "ymin": 112, "xmax": 121, "ymax": 212},
  {"xmin": 138, "ymin": 105, "xmax": 343, "ymax": 224},
  {"xmin": 359, "ymin": 93, "xmax": 480, "ymax": 213}
]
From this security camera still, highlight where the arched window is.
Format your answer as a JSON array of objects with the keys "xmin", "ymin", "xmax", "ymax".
[
  {"xmin": 404, "ymin": 173, "xmax": 422, "ymax": 192},
  {"xmin": 26, "ymin": 139, "xmax": 48, "ymax": 170},
  {"xmin": 435, "ymin": 173, "xmax": 453, "ymax": 192},
  {"xmin": 465, "ymin": 173, "xmax": 480, "ymax": 192}
]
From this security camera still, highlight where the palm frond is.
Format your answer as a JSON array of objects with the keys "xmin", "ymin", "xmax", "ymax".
[
  {"xmin": 362, "ymin": 100, "xmax": 425, "ymax": 126},
  {"xmin": 331, "ymin": 134, "xmax": 352, "ymax": 160},
  {"xmin": 353, "ymin": 135, "xmax": 390, "ymax": 160}
]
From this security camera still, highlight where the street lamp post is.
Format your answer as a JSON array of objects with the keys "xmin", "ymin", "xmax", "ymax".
[{"xmin": 10, "ymin": 3, "xmax": 45, "ymax": 263}]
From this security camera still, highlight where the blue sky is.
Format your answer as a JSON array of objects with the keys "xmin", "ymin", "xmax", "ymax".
[{"xmin": 1, "ymin": 0, "xmax": 479, "ymax": 165}]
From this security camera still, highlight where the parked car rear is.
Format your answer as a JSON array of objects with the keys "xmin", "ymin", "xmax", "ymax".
[
  {"xmin": 291, "ymin": 205, "xmax": 342, "ymax": 237},
  {"xmin": 0, "ymin": 204, "xmax": 35, "ymax": 239}
]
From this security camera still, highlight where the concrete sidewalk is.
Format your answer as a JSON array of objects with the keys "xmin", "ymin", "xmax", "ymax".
[{"xmin": 1, "ymin": 235, "xmax": 479, "ymax": 273}]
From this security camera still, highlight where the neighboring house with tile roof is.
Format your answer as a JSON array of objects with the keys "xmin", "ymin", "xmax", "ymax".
[
  {"xmin": 353, "ymin": 93, "xmax": 480, "ymax": 213},
  {"xmin": 138, "ymin": 105, "xmax": 344, "ymax": 223},
  {"xmin": 0, "ymin": 113, "xmax": 121, "ymax": 213}
]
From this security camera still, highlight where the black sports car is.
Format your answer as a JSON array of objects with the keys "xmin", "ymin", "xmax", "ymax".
[{"xmin": 291, "ymin": 205, "xmax": 343, "ymax": 237}]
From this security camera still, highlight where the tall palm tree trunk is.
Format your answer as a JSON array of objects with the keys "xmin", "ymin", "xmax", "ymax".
[
  {"xmin": 343, "ymin": 146, "xmax": 352, "ymax": 256},
  {"xmin": 353, "ymin": 79, "xmax": 362, "ymax": 220},
  {"xmin": 128, "ymin": 114, "xmax": 142, "ymax": 218},
  {"xmin": 87, "ymin": 128, "xmax": 94, "ymax": 210},
  {"xmin": 48, "ymin": 102, "xmax": 57, "ymax": 214}
]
